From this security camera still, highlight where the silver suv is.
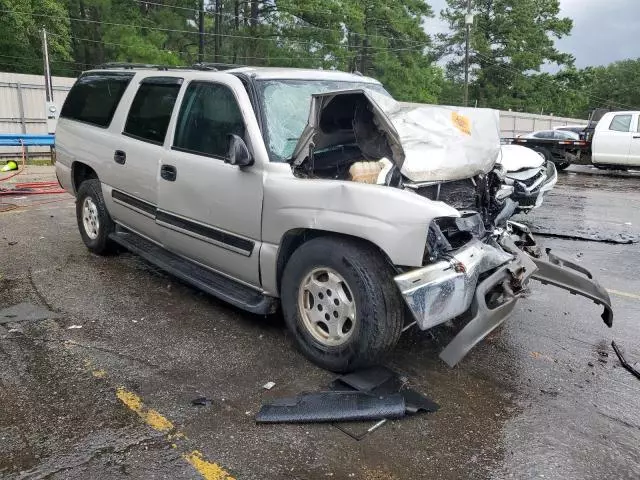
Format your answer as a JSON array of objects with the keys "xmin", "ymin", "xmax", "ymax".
[{"xmin": 55, "ymin": 65, "xmax": 612, "ymax": 372}]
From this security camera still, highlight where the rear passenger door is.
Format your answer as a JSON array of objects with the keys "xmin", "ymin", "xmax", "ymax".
[
  {"xmin": 157, "ymin": 75, "xmax": 265, "ymax": 287},
  {"xmin": 105, "ymin": 76, "xmax": 182, "ymax": 240}
]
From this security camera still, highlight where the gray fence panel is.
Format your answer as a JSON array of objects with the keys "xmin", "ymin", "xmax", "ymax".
[{"xmin": 0, "ymin": 72, "xmax": 75, "ymax": 158}]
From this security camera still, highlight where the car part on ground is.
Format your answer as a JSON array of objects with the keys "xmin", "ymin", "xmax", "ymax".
[
  {"xmin": 611, "ymin": 341, "xmax": 640, "ymax": 381},
  {"xmin": 256, "ymin": 366, "xmax": 439, "ymax": 426},
  {"xmin": 255, "ymin": 391, "xmax": 407, "ymax": 423}
]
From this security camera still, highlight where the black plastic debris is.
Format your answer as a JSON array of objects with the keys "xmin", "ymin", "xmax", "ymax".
[
  {"xmin": 255, "ymin": 391, "xmax": 406, "ymax": 424},
  {"xmin": 334, "ymin": 366, "xmax": 398, "ymax": 392},
  {"xmin": 191, "ymin": 396, "xmax": 212, "ymax": 406},
  {"xmin": 612, "ymin": 341, "xmax": 640, "ymax": 381},
  {"xmin": 256, "ymin": 366, "xmax": 439, "ymax": 431},
  {"xmin": 402, "ymin": 389, "xmax": 440, "ymax": 413}
]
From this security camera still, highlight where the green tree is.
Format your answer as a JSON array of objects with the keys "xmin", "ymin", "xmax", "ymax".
[
  {"xmin": 582, "ymin": 59, "xmax": 640, "ymax": 112},
  {"xmin": 439, "ymin": 0, "xmax": 573, "ymax": 108},
  {"xmin": 0, "ymin": 0, "xmax": 72, "ymax": 75}
]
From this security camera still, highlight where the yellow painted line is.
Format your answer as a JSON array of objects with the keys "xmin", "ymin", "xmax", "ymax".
[
  {"xmin": 607, "ymin": 289, "xmax": 640, "ymax": 301},
  {"xmin": 183, "ymin": 450, "xmax": 236, "ymax": 480},
  {"xmin": 82, "ymin": 360, "xmax": 234, "ymax": 479},
  {"xmin": 115, "ymin": 387, "xmax": 175, "ymax": 432}
]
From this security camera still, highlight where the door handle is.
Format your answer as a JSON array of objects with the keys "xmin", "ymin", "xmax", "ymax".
[
  {"xmin": 160, "ymin": 164, "xmax": 177, "ymax": 181},
  {"xmin": 113, "ymin": 150, "xmax": 126, "ymax": 164}
]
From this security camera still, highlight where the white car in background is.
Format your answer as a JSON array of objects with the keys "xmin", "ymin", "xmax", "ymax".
[{"xmin": 498, "ymin": 144, "xmax": 557, "ymax": 213}]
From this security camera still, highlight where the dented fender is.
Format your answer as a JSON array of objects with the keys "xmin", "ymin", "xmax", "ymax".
[{"xmin": 260, "ymin": 168, "xmax": 460, "ymax": 294}]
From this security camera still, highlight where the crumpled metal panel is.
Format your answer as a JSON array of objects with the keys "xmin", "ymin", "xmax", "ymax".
[
  {"xmin": 292, "ymin": 89, "xmax": 501, "ymax": 183},
  {"xmin": 394, "ymin": 239, "xmax": 513, "ymax": 330}
]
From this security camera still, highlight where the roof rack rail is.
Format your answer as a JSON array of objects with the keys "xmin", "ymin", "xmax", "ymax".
[
  {"xmin": 95, "ymin": 61, "xmax": 247, "ymax": 72},
  {"xmin": 96, "ymin": 62, "xmax": 217, "ymax": 71}
]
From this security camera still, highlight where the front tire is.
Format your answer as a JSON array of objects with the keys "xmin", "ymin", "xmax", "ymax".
[
  {"xmin": 75, "ymin": 178, "xmax": 116, "ymax": 255},
  {"xmin": 281, "ymin": 237, "xmax": 405, "ymax": 372}
]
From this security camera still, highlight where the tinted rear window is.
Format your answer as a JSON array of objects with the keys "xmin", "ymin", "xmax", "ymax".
[
  {"xmin": 60, "ymin": 72, "xmax": 134, "ymax": 128},
  {"xmin": 124, "ymin": 78, "xmax": 182, "ymax": 144}
]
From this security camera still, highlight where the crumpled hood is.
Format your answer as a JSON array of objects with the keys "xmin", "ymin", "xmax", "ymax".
[
  {"xmin": 498, "ymin": 144, "xmax": 545, "ymax": 172},
  {"xmin": 292, "ymin": 89, "xmax": 502, "ymax": 182}
]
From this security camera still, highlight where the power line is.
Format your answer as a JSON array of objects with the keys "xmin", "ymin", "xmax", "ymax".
[
  {"xmin": 0, "ymin": 8, "xmax": 428, "ymax": 53},
  {"xmin": 48, "ymin": 33, "xmax": 328, "ymax": 65}
]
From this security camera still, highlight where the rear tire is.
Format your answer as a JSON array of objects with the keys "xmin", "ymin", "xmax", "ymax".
[
  {"xmin": 555, "ymin": 162, "xmax": 570, "ymax": 171},
  {"xmin": 75, "ymin": 178, "xmax": 116, "ymax": 255},
  {"xmin": 281, "ymin": 236, "xmax": 405, "ymax": 372}
]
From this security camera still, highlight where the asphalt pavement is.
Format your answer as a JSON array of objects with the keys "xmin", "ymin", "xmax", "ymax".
[{"xmin": 1, "ymin": 165, "xmax": 639, "ymax": 479}]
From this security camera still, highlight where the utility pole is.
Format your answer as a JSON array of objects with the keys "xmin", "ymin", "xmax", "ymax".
[
  {"xmin": 198, "ymin": 0, "xmax": 205, "ymax": 63},
  {"xmin": 41, "ymin": 28, "xmax": 53, "ymax": 104},
  {"xmin": 41, "ymin": 28, "xmax": 57, "ymax": 160},
  {"xmin": 463, "ymin": 0, "xmax": 473, "ymax": 106}
]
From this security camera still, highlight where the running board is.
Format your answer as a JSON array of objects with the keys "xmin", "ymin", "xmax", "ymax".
[{"xmin": 109, "ymin": 229, "xmax": 277, "ymax": 315}]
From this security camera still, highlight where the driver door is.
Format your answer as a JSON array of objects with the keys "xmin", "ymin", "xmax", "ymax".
[{"xmin": 157, "ymin": 75, "xmax": 265, "ymax": 286}]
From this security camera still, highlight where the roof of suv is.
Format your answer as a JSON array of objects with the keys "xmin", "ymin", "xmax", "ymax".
[
  {"xmin": 87, "ymin": 65, "xmax": 381, "ymax": 84},
  {"xmin": 226, "ymin": 66, "xmax": 380, "ymax": 83}
]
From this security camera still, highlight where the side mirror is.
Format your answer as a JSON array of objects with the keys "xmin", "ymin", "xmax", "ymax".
[{"xmin": 225, "ymin": 134, "xmax": 253, "ymax": 167}]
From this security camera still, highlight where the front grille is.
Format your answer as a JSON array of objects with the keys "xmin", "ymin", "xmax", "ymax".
[
  {"xmin": 517, "ymin": 168, "xmax": 545, "ymax": 187},
  {"xmin": 416, "ymin": 179, "xmax": 478, "ymax": 211}
]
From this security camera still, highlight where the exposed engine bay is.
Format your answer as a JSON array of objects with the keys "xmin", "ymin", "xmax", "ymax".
[{"xmin": 291, "ymin": 89, "xmax": 513, "ymax": 231}]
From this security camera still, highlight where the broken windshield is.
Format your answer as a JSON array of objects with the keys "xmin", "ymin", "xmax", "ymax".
[{"xmin": 256, "ymin": 79, "xmax": 389, "ymax": 162}]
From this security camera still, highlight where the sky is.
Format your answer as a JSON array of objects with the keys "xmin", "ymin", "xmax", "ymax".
[{"xmin": 424, "ymin": 0, "xmax": 640, "ymax": 69}]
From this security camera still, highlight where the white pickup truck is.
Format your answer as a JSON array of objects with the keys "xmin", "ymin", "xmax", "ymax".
[
  {"xmin": 513, "ymin": 110, "xmax": 640, "ymax": 170},
  {"xmin": 590, "ymin": 111, "xmax": 640, "ymax": 168}
]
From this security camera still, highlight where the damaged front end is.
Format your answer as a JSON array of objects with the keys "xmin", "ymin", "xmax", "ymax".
[
  {"xmin": 396, "ymin": 221, "xmax": 613, "ymax": 367},
  {"xmin": 289, "ymin": 88, "xmax": 612, "ymax": 367}
]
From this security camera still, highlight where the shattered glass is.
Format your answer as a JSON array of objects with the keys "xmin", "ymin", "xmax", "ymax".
[{"xmin": 257, "ymin": 79, "xmax": 389, "ymax": 162}]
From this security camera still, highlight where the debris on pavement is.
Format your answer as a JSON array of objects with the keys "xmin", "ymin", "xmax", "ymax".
[
  {"xmin": 191, "ymin": 396, "xmax": 212, "ymax": 406},
  {"xmin": 255, "ymin": 391, "xmax": 407, "ymax": 424},
  {"xmin": 611, "ymin": 341, "xmax": 640, "ymax": 381},
  {"xmin": 0, "ymin": 302, "xmax": 60, "ymax": 324},
  {"xmin": 256, "ymin": 366, "xmax": 439, "ymax": 429},
  {"xmin": 262, "ymin": 381, "xmax": 276, "ymax": 390},
  {"xmin": 67, "ymin": 324, "xmax": 83, "ymax": 329}
]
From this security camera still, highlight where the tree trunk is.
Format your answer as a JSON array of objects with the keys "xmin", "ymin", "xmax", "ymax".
[{"xmin": 233, "ymin": 0, "xmax": 239, "ymax": 63}]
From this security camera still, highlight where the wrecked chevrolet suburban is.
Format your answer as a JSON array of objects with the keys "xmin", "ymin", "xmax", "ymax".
[{"xmin": 55, "ymin": 65, "xmax": 613, "ymax": 372}]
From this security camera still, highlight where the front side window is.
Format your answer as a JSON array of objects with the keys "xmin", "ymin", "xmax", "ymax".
[
  {"xmin": 609, "ymin": 114, "xmax": 632, "ymax": 132},
  {"xmin": 173, "ymin": 81, "xmax": 245, "ymax": 158},
  {"xmin": 60, "ymin": 72, "xmax": 134, "ymax": 128},
  {"xmin": 124, "ymin": 77, "xmax": 182, "ymax": 144}
]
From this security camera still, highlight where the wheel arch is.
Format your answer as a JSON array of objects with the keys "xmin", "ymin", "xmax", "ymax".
[
  {"xmin": 71, "ymin": 161, "xmax": 98, "ymax": 194},
  {"xmin": 274, "ymin": 228, "xmax": 396, "ymax": 295}
]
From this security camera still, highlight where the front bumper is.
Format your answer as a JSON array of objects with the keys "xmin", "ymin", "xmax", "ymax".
[
  {"xmin": 509, "ymin": 161, "xmax": 558, "ymax": 211},
  {"xmin": 395, "ymin": 225, "xmax": 613, "ymax": 367}
]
